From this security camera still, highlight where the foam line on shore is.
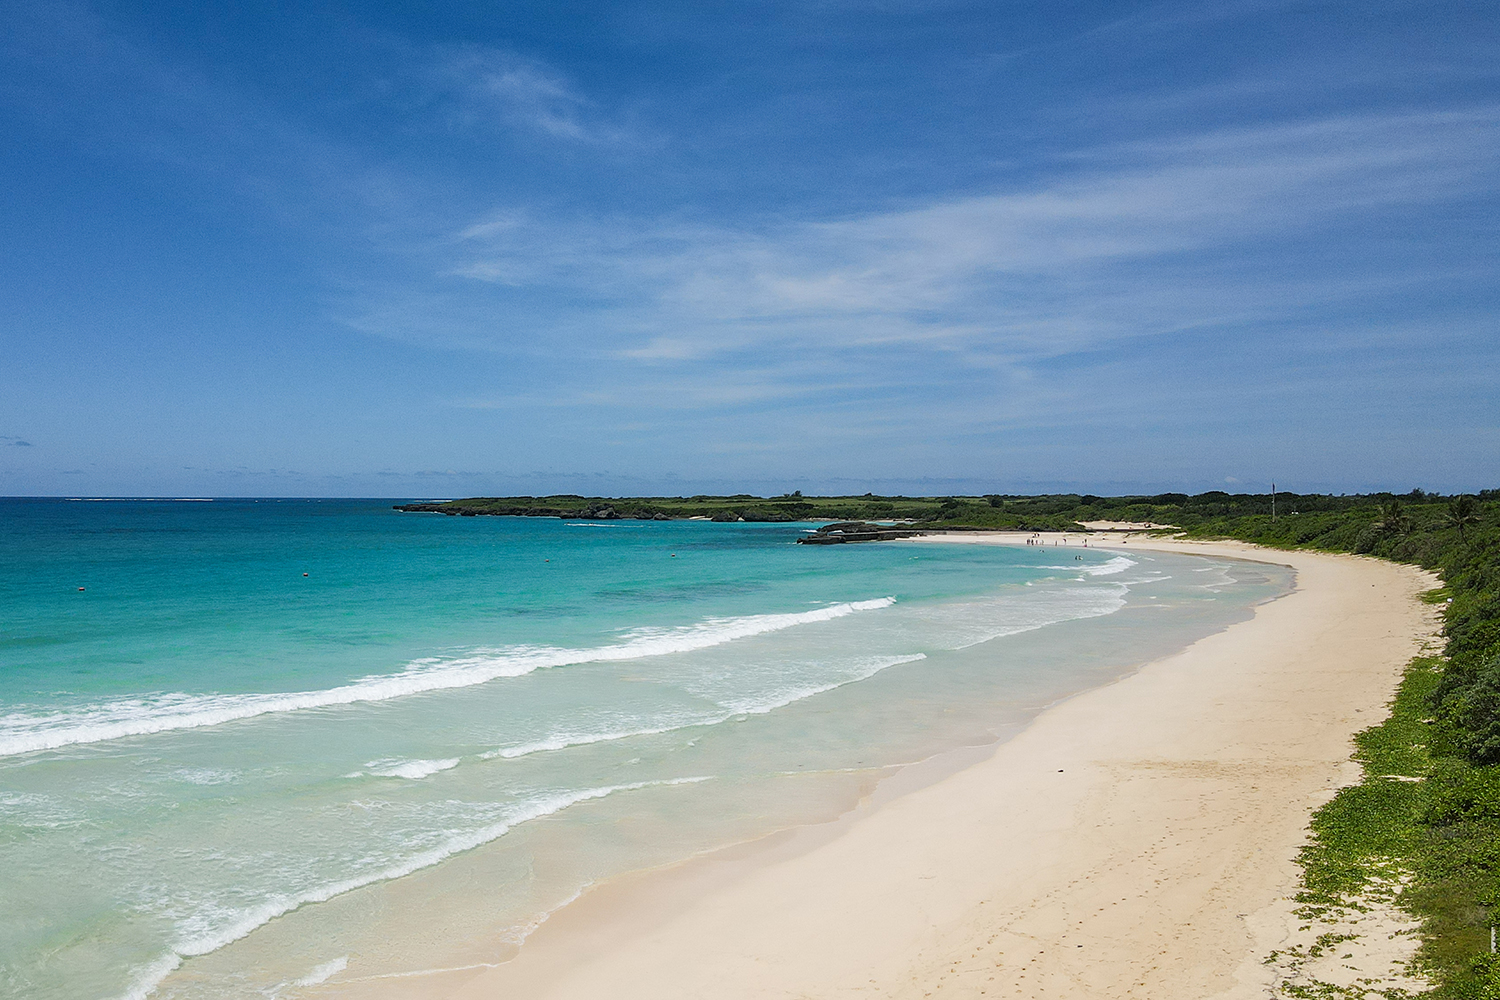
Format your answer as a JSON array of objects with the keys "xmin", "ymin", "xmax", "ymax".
[
  {"xmin": 113, "ymin": 778, "xmax": 710, "ymax": 1000},
  {"xmin": 486, "ymin": 654, "xmax": 928, "ymax": 761}
]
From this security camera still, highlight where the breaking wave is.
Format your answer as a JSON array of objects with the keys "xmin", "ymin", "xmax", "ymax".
[{"xmin": 0, "ymin": 599, "xmax": 897, "ymax": 757}]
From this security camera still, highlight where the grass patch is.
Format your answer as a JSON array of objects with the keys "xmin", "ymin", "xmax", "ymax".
[
  {"xmin": 1290, "ymin": 657, "xmax": 1500, "ymax": 997},
  {"xmin": 1295, "ymin": 659, "xmax": 1436, "ymax": 919}
]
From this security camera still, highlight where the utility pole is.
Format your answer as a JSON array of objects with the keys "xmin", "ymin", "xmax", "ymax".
[{"xmin": 1271, "ymin": 482, "xmax": 1276, "ymax": 522}]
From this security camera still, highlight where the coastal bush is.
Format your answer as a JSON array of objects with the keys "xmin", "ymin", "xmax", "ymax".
[
  {"xmin": 1424, "ymin": 760, "xmax": 1500, "ymax": 825},
  {"xmin": 1440, "ymin": 655, "xmax": 1500, "ymax": 766},
  {"xmin": 1470, "ymin": 955, "xmax": 1500, "ymax": 1000}
]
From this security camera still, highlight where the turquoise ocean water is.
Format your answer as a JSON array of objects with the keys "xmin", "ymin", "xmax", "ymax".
[{"xmin": 0, "ymin": 499, "xmax": 1291, "ymax": 999}]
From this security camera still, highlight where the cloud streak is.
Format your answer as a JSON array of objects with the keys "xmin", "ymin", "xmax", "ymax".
[
  {"xmin": 350, "ymin": 107, "xmax": 1499, "ymax": 374},
  {"xmin": 422, "ymin": 44, "xmax": 642, "ymax": 146}
]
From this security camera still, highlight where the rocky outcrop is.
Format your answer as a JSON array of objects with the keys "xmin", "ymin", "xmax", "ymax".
[
  {"xmin": 738, "ymin": 507, "xmax": 795, "ymax": 522},
  {"xmin": 796, "ymin": 521, "xmax": 926, "ymax": 544}
]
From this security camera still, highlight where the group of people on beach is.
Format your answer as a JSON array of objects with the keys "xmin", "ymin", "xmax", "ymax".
[{"xmin": 1024, "ymin": 534, "xmax": 1087, "ymax": 547}]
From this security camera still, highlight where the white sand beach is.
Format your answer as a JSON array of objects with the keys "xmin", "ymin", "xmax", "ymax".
[{"xmin": 344, "ymin": 536, "xmax": 1438, "ymax": 1000}]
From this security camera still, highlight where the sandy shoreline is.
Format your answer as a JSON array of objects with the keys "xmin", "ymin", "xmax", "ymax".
[{"xmin": 332, "ymin": 536, "xmax": 1438, "ymax": 1000}]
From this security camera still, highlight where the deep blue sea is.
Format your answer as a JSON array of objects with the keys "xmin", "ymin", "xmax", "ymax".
[{"xmin": 0, "ymin": 498, "xmax": 1291, "ymax": 999}]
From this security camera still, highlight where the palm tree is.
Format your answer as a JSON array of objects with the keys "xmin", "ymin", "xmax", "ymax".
[
  {"xmin": 1377, "ymin": 500, "xmax": 1413, "ymax": 536},
  {"xmin": 1446, "ymin": 495, "xmax": 1480, "ymax": 541}
]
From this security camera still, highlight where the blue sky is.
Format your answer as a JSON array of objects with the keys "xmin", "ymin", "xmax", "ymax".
[{"xmin": 0, "ymin": 0, "xmax": 1496, "ymax": 497}]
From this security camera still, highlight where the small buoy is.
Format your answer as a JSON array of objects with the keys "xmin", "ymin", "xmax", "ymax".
[
  {"xmin": 544, "ymin": 558, "xmax": 550, "ymax": 562},
  {"xmin": 78, "ymin": 587, "xmax": 86, "ymax": 592},
  {"xmin": 670, "ymin": 553, "xmax": 677, "ymax": 557},
  {"xmin": 303, "ymin": 573, "xmax": 309, "ymax": 577}
]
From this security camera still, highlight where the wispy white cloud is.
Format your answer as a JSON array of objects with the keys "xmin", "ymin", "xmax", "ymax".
[
  {"xmin": 426, "ymin": 45, "xmax": 638, "ymax": 146},
  {"xmin": 309, "ymin": 101, "xmax": 1500, "ymax": 486},
  {"xmin": 349, "ymin": 107, "xmax": 1498, "ymax": 375}
]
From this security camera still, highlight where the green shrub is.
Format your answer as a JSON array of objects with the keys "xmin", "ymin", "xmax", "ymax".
[{"xmin": 1425, "ymin": 760, "xmax": 1500, "ymax": 825}]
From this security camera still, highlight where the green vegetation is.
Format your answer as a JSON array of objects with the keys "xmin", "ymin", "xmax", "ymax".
[
  {"xmin": 396, "ymin": 487, "xmax": 1489, "ymax": 537},
  {"xmin": 397, "ymin": 493, "xmax": 925, "ymax": 521},
  {"xmin": 393, "ymin": 492, "xmax": 1087, "ymax": 529}
]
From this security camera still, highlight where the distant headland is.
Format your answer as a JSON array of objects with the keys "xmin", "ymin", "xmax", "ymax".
[{"xmin": 391, "ymin": 489, "xmax": 1466, "ymax": 536}]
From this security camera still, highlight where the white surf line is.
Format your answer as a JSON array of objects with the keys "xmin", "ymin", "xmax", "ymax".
[
  {"xmin": 361, "ymin": 758, "xmax": 462, "ymax": 780},
  {"xmin": 111, "ymin": 778, "xmax": 712, "ymax": 1000},
  {"xmin": 332, "ymin": 884, "xmax": 596, "ymax": 983},
  {"xmin": 264, "ymin": 955, "xmax": 350, "ymax": 996},
  {"xmin": 336, "ymin": 960, "xmax": 505, "ymax": 982},
  {"xmin": 1035, "ymin": 554, "xmax": 1137, "ymax": 576},
  {"xmin": 0, "ymin": 598, "xmax": 898, "ymax": 757},
  {"xmin": 485, "ymin": 655, "xmax": 928, "ymax": 761}
]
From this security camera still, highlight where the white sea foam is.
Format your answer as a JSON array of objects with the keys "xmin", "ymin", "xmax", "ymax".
[
  {"xmin": 486, "ymin": 654, "xmax": 928, "ymax": 761},
  {"xmin": 0, "ymin": 598, "xmax": 896, "ymax": 757},
  {"xmin": 1039, "ymin": 555, "xmax": 1137, "ymax": 577},
  {"xmin": 334, "ymin": 959, "xmax": 503, "ymax": 983},
  {"xmin": 68, "ymin": 497, "xmax": 214, "ymax": 502},
  {"xmin": 1117, "ymin": 574, "xmax": 1173, "ymax": 586},
  {"xmin": 170, "ymin": 767, "xmax": 241, "ymax": 786},
  {"xmin": 1083, "ymin": 555, "xmax": 1137, "ymax": 576},
  {"xmin": 291, "ymin": 955, "xmax": 348, "ymax": 987},
  {"xmin": 485, "ymin": 723, "xmax": 689, "ymax": 760},
  {"xmin": 115, "ymin": 778, "xmax": 707, "ymax": 1000},
  {"xmin": 114, "ymin": 952, "xmax": 182, "ymax": 1000},
  {"xmin": 709, "ymin": 654, "xmax": 928, "ymax": 716},
  {"xmin": 0, "ymin": 791, "xmax": 85, "ymax": 829},
  {"xmin": 500, "ymin": 884, "xmax": 591, "ymax": 947},
  {"xmin": 1192, "ymin": 562, "xmax": 1237, "ymax": 591},
  {"xmin": 365, "ymin": 758, "xmax": 461, "ymax": 780},
  {"xmin": 907, "ymin": 583, "xmax": 1128, "ymax": 651}
]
